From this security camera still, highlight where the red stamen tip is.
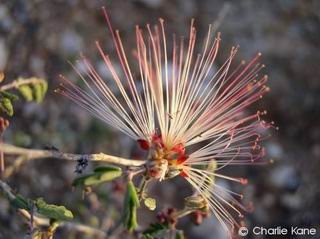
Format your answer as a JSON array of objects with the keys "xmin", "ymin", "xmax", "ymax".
[
  {"xmin": 240, "ymin": 178, "xmax": 248, "ymax": 185},
  {"xmin": 177, "ymin": 154, "xmax": 188, "ymax": 165},
  {"xmin": 179, "ymin": 170, "xmax": 189, "ymax": 178},
  {"xmin": 171, "ymin": 143, "xmax": 185, "ymax": 154},
  {"xmin": 152, "ymin": 134, "xmax": 165, "ymax": 148},
  {"xmin": 137, "ymin": 139, "xmax": 150, "ymax": 150}
]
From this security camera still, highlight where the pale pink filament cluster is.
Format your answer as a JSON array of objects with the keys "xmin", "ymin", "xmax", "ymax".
[{"xmin": 57, "ymin": 8, "xmax": 272, "ymax": 235}]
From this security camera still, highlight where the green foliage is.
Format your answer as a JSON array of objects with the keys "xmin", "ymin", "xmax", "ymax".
[
  {"xmin": 0, "ymin": 97, "xmax": 14, "ymax": 116},
  {"xmin": 32, "ymin": 82, "xmax": 44, "ymax": 103},
  {"xmin": 93, "ymin": 165, "xmax": 121, "ymax": 173},
  {"xmin": 35, "ymin": 198, "xmax": 73, "ymax": 221},
  {"xmin": 0, "ymin": 91, "xmax": 18, "ymax": 116},
  {"xmin": 18, "ymin": 84, "xmax": 33, "ymax": 102},
  {"xmin": 18, "ymin": 77, "xmax": 48, "ymax": 103},
  {"xmin": 72, "ymin": 165, "xmax": 122, "ymax": 187},
  {"xmin": 175, "ymin": 230, "xmax": 185, "ymax": 239},
  {"xmin": 10, "ymin": 194, "xmax": 32, "ymax": 210},
  {"xmin": 143, "ymin": 224, "xmax": 184, "ymax": 239},
  {"xmin": 10, "ymin": 194, "xmax": 73, "ymax": 221},
  {"xmin": 0, "ymin": 91, "xmax": 19, "ymax": 101},
  {"xmin": 123, "ymin": 181, "xmax": 140, "ymax": 231},
  {"xmin": 0, "ymin": 77, "xmax": 48, "ymax": 116},
  {"xmin": 143, "ymin": 223, "xmax": 169, "ymax": 238},
  {"xmin": 143, "ymin": 235, "xmax": 153, "ymax": 239}
]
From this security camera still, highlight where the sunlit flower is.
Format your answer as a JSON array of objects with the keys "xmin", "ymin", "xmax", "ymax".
[{"xmin": 57, "ymin": 8, "xmax": 273, "ymax": 236}]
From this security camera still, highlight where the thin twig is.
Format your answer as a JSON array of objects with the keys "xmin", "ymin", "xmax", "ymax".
[
  {"xmin": 0, "ymin": 179, "xmax": 108, "ymax": 238},
  {"xmin": 174, "ymin": 208, "xmax": 194, "ymax": 219},
  {"xmin": 3, "ymin": 155, "xmax": 26, "ymax": 178},
  {"xmin": 0, "ymin": 78, "xmax": 44, "ymax": 91},
  {"xmin": 1, "ymin": 143, "xmax": 146, "ymax": 167},
  {"xmin": 137, "ymin": 176, "xmax": 150, "ymax": 200}
]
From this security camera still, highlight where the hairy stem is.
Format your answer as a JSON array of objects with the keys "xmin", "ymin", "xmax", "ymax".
[{"xmin": 1, "ymin": 143, "xmax": 146, "ymax": 167}]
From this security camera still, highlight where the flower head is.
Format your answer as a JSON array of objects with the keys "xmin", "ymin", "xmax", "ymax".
[{"xmin": 57, "ymin": 7, "xmax": 273, "ymax": 236}]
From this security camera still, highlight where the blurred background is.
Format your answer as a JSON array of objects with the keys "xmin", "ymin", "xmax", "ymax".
[{"xmin": 0, "ymin": 0, "xmax": 319, "ymax": 238}]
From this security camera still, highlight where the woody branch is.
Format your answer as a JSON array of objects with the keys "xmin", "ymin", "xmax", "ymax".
[{"xmin": 1, "ymin": 143, "xmax": 145, "ymax": 167}]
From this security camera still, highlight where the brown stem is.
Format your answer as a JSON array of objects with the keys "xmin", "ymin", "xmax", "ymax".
[
  {"xmin": 1, "ymin": 143, "xmax": 146, "ymax": 167},
  {"xmin": 2, "ymin": 155, "xmax": 26, "ymax": 178},
  {"xmin": 173, "ymin": 208, "xmax": 194, "ymax": 219},
  {"xmin": 137, "ymin": 176, "xmax": 150, "ymax": 200}
]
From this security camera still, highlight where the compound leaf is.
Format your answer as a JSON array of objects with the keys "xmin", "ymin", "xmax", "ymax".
[
  {"xmin": 18, "ymin": 84, "xmax": 33, "ymax": 102},
  {"xmin": 35, "ymin": 198, "xmax": 73, "ymax": 221},
  {"xmin": 0, "ymin": 97, "xmax": 13, "ymax": 116}
]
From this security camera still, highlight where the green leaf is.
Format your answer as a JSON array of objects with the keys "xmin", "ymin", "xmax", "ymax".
[
  {"xmin": 73, "ymin": 167, "xmax": 122, "ymax": 187},
  {"xmin": 143, "ymin": 223, "xmax": 168, "ymax": 237},
  {"xmin": 33, "ymin": 80, "xmax": 48, "ymax": 103},
  {"xmin": 40, "ymin": 81, "xmax": 48, "ymax": 96},
  {"xmin": 18, "ymin": 84, "xmax": 33, "ymax": 102},
  {"xmin": 123, "ymin": 181, "xmax": 140, "ymax": 231},
  {"xmin": 127, "ymin": 181, "xmax": 140, "ymax": 207},
  {"xmin": 10, "ymin": 194, "xmax": 31, "ymax": 210},
  {"xmin": 175, "ymin": 230, "xmax": 185, "ymax": 239},
  {"xmin": 144, "ymin": 197, "xmax": 156, "ymax": 211},
  {"xmin": 142, "ymin": 235, "xmax": 153, "ymax": 239},
  {"xmin": 33, "ymin": 83, "xmax": 43, "ymax": 103},
  {"xmin": 93, "ymin": 165, "xmax": 122, "ymax": 173},
  {"xmin": 35, "ymin": 198, "xmax": 73, "ymax": 221},
  {"xmin": 0, "ymin": 91, "xmax": 19, "ymax": 101},
  {"xmin": 0, "ymin": 97, "xmax": 14, "ymax": 116},
  {"xmin": 17, "ymin": 77, "xmax": 48, "ymax": 103}
]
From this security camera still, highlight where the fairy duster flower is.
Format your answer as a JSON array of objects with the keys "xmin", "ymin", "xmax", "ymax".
[{"xmin": 57, "ymin": 8, "xmax": 273, "ymax": 235}]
